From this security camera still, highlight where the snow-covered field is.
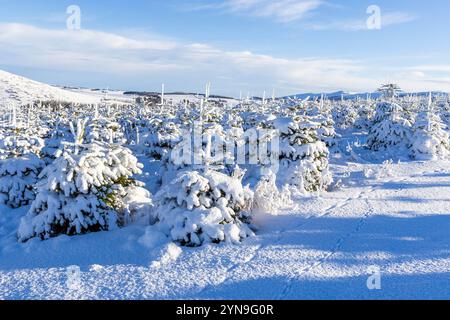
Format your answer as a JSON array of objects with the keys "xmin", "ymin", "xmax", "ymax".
[
  {"xmin": 0, "ymin": 151, "xmax": 449, "ymax": 299},
  {"xmin": 0, "ymin": 71, "xmax": 449, "ymax": 300}
]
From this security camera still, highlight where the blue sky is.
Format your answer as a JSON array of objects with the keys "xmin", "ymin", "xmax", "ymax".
[{"xmin": 0, "ymin": 0, "xmax": 449, "ymax": 96}]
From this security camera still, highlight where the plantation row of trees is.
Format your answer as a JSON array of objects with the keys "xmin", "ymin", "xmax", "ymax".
[{"xmin": 0, "ymin": 88, "xmax": 449, "ymax": 246}]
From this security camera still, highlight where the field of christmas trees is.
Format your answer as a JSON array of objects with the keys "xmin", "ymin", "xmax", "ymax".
[{"xmin": 0, "ymin": 79, "xmax": 449, "ymax": 299}]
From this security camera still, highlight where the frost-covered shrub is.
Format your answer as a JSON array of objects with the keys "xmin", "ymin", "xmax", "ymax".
[
  {"xmin": 273, "ymin": 117, "xmax": 333, "ymax": 193},
  {"xmin": 410, "ymin": 110, "xmax": 450, "ymax": 160},
  {"xmin": 154, "ymin": 168, "xmax": 254, "ymax": 246},
  {"xmin": 18, "ymin": 141, "xmax": 148, "ymax": 242},
  {"xmin": 367, "ymin": 102, "xmax": 412, "ymax": 151},
  {"xmin": 0, "ymin": 154, "xmax": 45, "ymax": 208}
]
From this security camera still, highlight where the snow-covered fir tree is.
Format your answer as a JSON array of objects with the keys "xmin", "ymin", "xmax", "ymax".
[
  {"xmin": 0, "ymin": 129, "xmax": 44, "ymax": 159},
  {"xmin": 143, "ymin": 119, "xmax": 182, "ymax": 161},
  {"xmin": 272, "ymin": 117, "xmax": 333, "ymax": 193},
  {"xmin": 86, "ymin": 117, "xmax": 126, "ymax": 145},
  {"xmin": 222, "ymin": 111, "xmax": 244, "ymax": 130},
  {"xmin": 410, "ymin": 108, "xmax": 450, "ymax": 160},
  {"xmin": 312, "ymin": 113, "xmax": 338, "ymax": 148},
  {"xmin": 355, "ymin": 103, "xmax": 375, "ymax": 130},
  {"xmin": 0, "ymin": 154, "xmax": 45, "ymax": 208},
  {"xmin": 163, "ymin": 121, "xmax": 234, "ymax": 184},
  {"xmin": 332, "ymin": 104, "xmax": 358, "ymax": 130},
  {"xmin": 440, "ymin": 98, "xmax": 450, "ymax": 128},
  {"xmin": 40, "ymin": 122, "xmax": 71, "ymax": 164},
  {"xmin": 367, "ymin": 102, "xmax": 412, "ymax": 151},
  {"xmin": 154, "ymin": 167, "xmax": 254, "ymax": 246},
  {"xmin": 17, "ymin": 119, "xmax": 150, "ymax": 242}
]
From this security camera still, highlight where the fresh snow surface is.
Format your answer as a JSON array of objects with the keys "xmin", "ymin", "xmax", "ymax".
[
  {"xmin": 64, "ymin": 88, "xmax": 135, "ymax": 105},
  {"xmin": 0, "ymin": 70, "xmax": 101, "ymax": 105},
  {"xmin": 0, "ymin": 135, "xmax": 449, "ymax": 299}
]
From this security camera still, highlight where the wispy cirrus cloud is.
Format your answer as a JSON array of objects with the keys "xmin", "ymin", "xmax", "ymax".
[
  {"xmin": 188, "ymin": 1, "xmax": 417, "ymax": 31},
  {"xmin": 305, "ymin": 11, "xmax": 417, "ymax": 31},
  {"xmin": 190, "ymin": 0, "xmax": 324, "ymax": 23}
]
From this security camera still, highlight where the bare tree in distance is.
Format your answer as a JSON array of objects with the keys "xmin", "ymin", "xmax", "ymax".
[{"xmin": 378, "ymin": 83, "xmax": 402, "ymax": 100}]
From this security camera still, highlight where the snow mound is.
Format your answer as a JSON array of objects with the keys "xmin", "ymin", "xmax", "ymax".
[
  {"xmin": 138, "ymin": 226, "xmax": 168, "ymax": 249},
  {"xmin": 150, "ymin": 243, "xmax": 183, "ymax": 268}
]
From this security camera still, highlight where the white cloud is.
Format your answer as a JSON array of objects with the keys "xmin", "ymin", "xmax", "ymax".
[
  {"xmin": 192, "ymin": 0, "xmax": 324, "ymax": 23},
  {"xmin": 408, "ymin": 65, "xmax": 450, "ymax": 73},
  {"xmin": 398, "ymin": 65, "xmax": 450, "ymax": 92},
  {"xmin": 191, "ymin": 2, "xmax": 416, "ymax": 29},
  {"xmin": 382, "ymin": 12, "xmax": 417, "ymax": 27},
  {"xmin": 0, "ymin": 23, "xmax": 447, "ymax": 95},
  {"xmin": 305, "ymin": 12, "xmax": 417, "ymax": 31},
  {"xmin": 0, "ymin": 23, "xmax": 177, "ymax": 51}
]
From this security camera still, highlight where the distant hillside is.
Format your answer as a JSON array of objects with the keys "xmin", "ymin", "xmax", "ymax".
[
  {"xmin": 124, "ymin": 91, "xmax": 234, "ymax": 100},
  {"xmin": 0, "ymin": 70, "xmax": 101, "ymax": 106},
  {"xmin": 284, "ymin": 90, "xmax": 448, "ymax": 101}
]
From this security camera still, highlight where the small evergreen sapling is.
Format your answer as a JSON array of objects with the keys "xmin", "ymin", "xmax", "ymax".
[
  {"xmin": 273, "ymin": 117, "xmax": 333, "ymax": 193},
  {"xmin": 0, "ymin": 130, "xmax": 44, "ymax": 159},
  {"xmin": 41, "ymin": 122, "xmax": 71, "ymax": 164},
  {"xmin": 0, "ymin": 154, "xmax": 45, "ymax": 208},
  {"xmin": 332, "ymin": 104, "xmax": 358, "ymax": 130},
  {"xmin": 18, "ymin": 119, "xmax": 149, "ymax": 242},
  {"xmin": 367, "ymin": 102, "xmax": 412, "ymax": 151},
  {"xmin": 410, "ymin": 106, "xmax": 450, "ymax": 160},
  {"xmin": 154, "ymin": 168, "xmax": 254, "ymax": 246}
]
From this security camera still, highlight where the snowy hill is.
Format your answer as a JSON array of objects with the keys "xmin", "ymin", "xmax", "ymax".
[
  {"xmin": 0, "ymin": 70, "xmax": 101, "ymax": 105},
  {"xmin": 0, "ymin": 70, "xmax": 234, "ymax": 107}
]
